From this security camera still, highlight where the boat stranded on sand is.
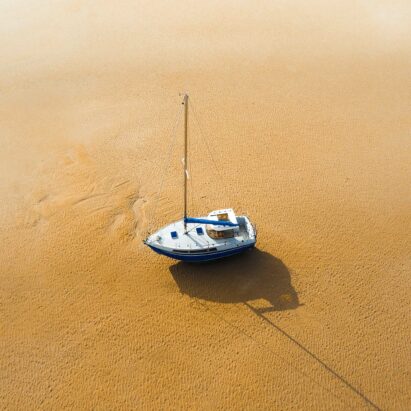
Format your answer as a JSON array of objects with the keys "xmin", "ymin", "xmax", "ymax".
[
  {"xmin": 144, "ymin": 94, "xmax": 256, "ymax": 262},
  {"xmin": 144, "ymin": 207, "xmax": 256, "ymax": 262}
]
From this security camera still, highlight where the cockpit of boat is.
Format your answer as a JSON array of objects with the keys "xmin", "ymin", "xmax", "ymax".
[
  {"xmin": 206, "ymin": 228, "xmax": 235, "ymax": 239},
  {"xmin": 205, "ymin": 209, "xmax": 237, "ymax": 239}
]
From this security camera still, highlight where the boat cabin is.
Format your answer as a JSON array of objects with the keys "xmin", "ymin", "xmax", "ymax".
[{"xmin": 206, "ymin": 208, "xmax": 238, "ymax": 239}]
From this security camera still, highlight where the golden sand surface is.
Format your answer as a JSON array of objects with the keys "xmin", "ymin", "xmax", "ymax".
[{"xmin": 1, "ymin": 1, "xmax": 410, "ymax": 409}]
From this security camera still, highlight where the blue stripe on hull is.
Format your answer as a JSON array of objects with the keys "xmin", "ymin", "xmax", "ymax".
[{"xmin": 147, "ymin": 243, "xmax": 255, "ymax": 262}]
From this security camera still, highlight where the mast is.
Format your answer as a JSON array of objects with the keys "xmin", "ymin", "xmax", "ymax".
[{"xmin": 183, "ymin": 94, "xmax": 188, "ymax": 231}]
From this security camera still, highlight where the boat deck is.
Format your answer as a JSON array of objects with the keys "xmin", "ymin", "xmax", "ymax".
[{"xmin": 145, "ymin": 214, "xmax": 256, "ymax": 253}]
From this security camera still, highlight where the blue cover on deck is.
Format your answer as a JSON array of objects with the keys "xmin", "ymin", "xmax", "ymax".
[{"xmin": 184, "ymin": 217, "xmax": 238, "ymax": 227}]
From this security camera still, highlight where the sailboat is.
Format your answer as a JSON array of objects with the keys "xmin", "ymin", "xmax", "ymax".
[{"xmin": 144, "ymin": 94, "xmax": 257, "ymax": 262}]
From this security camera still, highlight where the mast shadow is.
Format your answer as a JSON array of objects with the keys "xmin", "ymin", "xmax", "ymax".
[{"xmin": 169, "ymin": 248, "xmax": 300, "ymax": 311}]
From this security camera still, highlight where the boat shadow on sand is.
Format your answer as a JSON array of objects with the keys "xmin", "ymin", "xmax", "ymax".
[
  {"xmin": 170, "ymin": 249, "xmax": 382, "ymax": 410},
  {"xmin": 169, "ymin": 248, "xmax": 300, "ymax": 312}
]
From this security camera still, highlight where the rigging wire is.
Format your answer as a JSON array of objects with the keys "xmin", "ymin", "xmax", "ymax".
[
  {"xmin": 188, "ymin": 152, "xmax": 195, "ymax": 218},
  {"xmin": 148, "ymin": 103, "xmax": 184, "ymax": 234},
  {"xmin": 189, "ymin": 98, "xmax": 246, "ymax": 215},
  {"xmin": 148, "ymin": 95, "xmax": 248, "ymax": 235},
  {"xmin": 185, "ymin": 107, "xmax": 194, "ymax": 217}
]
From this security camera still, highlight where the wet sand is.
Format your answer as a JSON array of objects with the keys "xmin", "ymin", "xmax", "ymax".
[{"xmin": 1, "ymin": 1, "xmax": 410, "ymax": 409}]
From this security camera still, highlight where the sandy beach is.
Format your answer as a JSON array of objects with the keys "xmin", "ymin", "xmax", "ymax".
[{"xmin": 1, "ymin": 1, "xmax": 410, "ymax": 409}]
